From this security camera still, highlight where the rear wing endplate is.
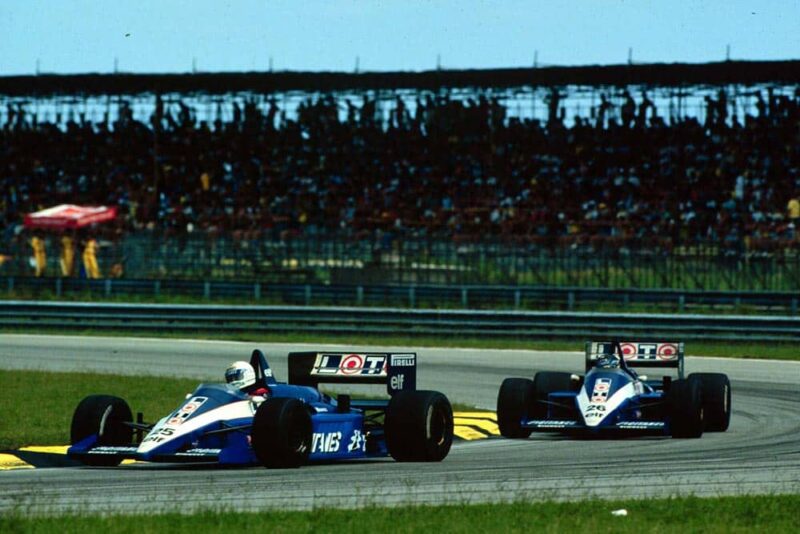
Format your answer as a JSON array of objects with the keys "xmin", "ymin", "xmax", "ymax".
[
  {"xmin": 288, "ymin": 352, "xmax": 416, "ymax": 395},
  {"xmin": 585, "ymin": 341, "xmax": 684, "ymax": 377}
]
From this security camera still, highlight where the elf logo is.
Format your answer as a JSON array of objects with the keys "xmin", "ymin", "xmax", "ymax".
[{"xmin": 390, "ymin": 374, "xmax": 405, "ymax": 391}]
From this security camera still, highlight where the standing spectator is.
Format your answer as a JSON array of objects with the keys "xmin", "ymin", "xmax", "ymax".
[
  {"xmin": 787, "ymin": 191, "xmax": 800, "ymax": 238},
  {"xmin": 82, "ymin": 237, "xmax": 101, "ymax": 279},
  {"xmin": 30, "ymin": 233, "xmax": 46, "ymax": 277},
  {"xmin": 621, "ymin": 90, "xmax": 636, "ymax": 128},
  {"xmin": 60, "ymin": 233, "xmax": 75, "ymax": 276}
]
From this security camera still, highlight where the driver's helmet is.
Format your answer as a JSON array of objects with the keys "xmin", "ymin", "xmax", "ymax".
[
  {"xmin": 225, "ymin": 361, "xmax": 256, "ymax": 390},
  {"xmin": 596, "ymin": 355, "xmax": 621, "ymax": 370}
]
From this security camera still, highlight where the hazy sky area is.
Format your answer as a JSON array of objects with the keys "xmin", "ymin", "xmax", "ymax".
[{"xmin": 1, "ymin": 0, "xmax": 799, "ymax": 75}]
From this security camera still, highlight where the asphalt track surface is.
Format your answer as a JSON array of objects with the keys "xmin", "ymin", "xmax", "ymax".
[{"xmin": 1, "ymin": 334, "xmax": 799, "ymax": 514}]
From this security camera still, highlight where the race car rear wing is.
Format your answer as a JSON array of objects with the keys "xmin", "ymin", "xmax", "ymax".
[
  {"xmin": 288, "ymin": 352, "xmax": 416, "ymax": 395},
  {"xmin": 585, "ymin": 341, "xmax": 684, "ymax": 377}
]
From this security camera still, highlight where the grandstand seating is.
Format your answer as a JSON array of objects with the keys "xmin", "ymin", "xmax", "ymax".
[{"xmin": 2, "ymin": 85, "xmax": 799, "ymax": 254}]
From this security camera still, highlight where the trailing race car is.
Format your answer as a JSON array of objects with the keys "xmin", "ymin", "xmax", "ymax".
[
  {"xmin": 497, "ymin": 340, "xmax": 731, "ymax": 439},
  {"xmin": 68, "ymin": 349, "xmax": 453, "ymax": 467}
]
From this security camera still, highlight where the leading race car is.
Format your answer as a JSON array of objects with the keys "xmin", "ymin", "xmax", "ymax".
[
  {"xmin": 497, "ymin": 340, "xmax": 731, "ymax": 439},
  {"xmin": 68, "ymin": 349, "xmax": 453, "ymax": 467}
]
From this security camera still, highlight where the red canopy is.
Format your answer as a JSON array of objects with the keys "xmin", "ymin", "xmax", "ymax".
[{"xmin": 24, "ymin": 204, "xmax": 118, "ymax": 230}]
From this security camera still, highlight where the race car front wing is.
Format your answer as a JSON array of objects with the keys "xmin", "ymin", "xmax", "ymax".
[{"xmin": 522, "ymin": 420, "xmax": 666, "ymax": 433}]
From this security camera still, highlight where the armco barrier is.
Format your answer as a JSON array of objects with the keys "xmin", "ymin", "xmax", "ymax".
[
  {"xmin": 3, "ymin": 276, "xmax": 800, "ymax": 314},
  {"xmin": 1, "ymin": 301, "xmax": 799, "ymax": 342}
]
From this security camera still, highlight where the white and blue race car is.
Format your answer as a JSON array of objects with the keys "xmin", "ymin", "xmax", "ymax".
[
  {"xmin": 497, "ymin": 340, "xmax": 731, "ymax": 439},
  {"xmin": 68, "ymin": 349, "xmax": 453, "ymax": 467}
]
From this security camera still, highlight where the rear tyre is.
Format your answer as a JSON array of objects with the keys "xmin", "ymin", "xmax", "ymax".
[
  {"xmin": 251, "ymin": 398, "xmax": 312, "ymax": 468},
  {"xmin": 668, "ymin": 377, "xmax": 704, "ymax": 438},
  {"xmin": 688, "ymin": 373, "xmax": 731, "ymax": 432},
  {"xmin": 385, "ymin": 390, "xmax": 453, "ymax": 462},
  {"xmin": 70, "ymin": 395, "xmax": 133, "ymax": 467},
  {"xmin": 497, "ymin": 378, "xmax": 534, "ymax": 438},
  {"xmin": 532, "ymin": 372, "xmax": 576, "ymax": 419}
]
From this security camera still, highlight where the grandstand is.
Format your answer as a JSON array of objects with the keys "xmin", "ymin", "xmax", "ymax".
[{"xmin": 2, "ymin": 61, "xmax": 800, "ymax": 290}]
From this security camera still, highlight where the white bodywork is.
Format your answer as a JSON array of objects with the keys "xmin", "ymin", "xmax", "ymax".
[
  {"xmin": 138, "ymin": 399, "xmax": 255, "ymax": 454},
  {"xmin": 576, "ymin": 380, "xmax": 637, "ymax": 427}
]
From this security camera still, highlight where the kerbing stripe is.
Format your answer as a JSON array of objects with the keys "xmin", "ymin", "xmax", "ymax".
[{"xmin": 0, "ymin": 453, "xmax": 34, "ymax": 470}]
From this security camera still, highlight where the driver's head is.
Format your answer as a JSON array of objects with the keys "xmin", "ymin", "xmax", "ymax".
[
  {"xmin": 225, "ymin": 361, "xmax": 256, "ymax": 390},
  {"xmin": 596, "ymin": 355, "xmax": 621, "ymax": 369}
]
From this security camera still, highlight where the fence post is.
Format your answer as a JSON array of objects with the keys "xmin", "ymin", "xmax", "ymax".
[
  {"xmin": 678, "ymin": 294, "xmax": 685, "ymax": 313},
  {"xmin": 356, "ymin": 286, "xmax": 364, "ymax": 306},
  {"xmin": 567, "ymin": 291, "xmax": 575, "ymax": 311},
  {"xmin": 7, "ymin": 277, "xmax": 13, "ymax": 292},
  {"xmin": 461, "ymin": 287, "xmax": 468, "ymax": 308},
  {"xmin": 203, "ymin": 281, "xmax": 211, "ymax": 299},
  {"xmin": 792, "ymin": 298, "xmax": 798, "ymax": 316},
  {"xmin": 154, "ymin": 280, "xmax": 161, "ymax": 298},
  {"xmin": 409, "ymin": 286, "xmax": 416, "ymax": 308},
  {"xmin": 304, "ymin": 284, "xmax": 311, "ymax": 306},
  {"xmin": 104, "ymin": 279, "xmax": 111, "ymax": 297},
  {"xmin": 55, "ymin": 277, "xmax": 62, "ymax": 297},
  {"xmin": 514, "ymin": 289, "xmax": 521, "ymax": 310},
  {"xmin": 254, "ymin": 283, "xmax": 261, "ymax": 300}
]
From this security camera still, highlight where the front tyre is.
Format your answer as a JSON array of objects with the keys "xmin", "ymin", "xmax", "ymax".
[
  {"xmin": 688, "ymin": 373, "xmax": 731, "ymax": 432},
  {"xmin": 668, "ymin": 377, "xmax": 704, "ymax": 438},
  {"xmin": 70, "ymin": 395, "xmax": 133, "ymax": 467},
  {"xmin": 532, "ymin": 372, "xmax": 576, "ymax": 419},
  {"xmin": 385, "ymin": 390, "xmax": 453, "ymax": 462},
  {"xmin": 251, "ymin": 398, "xmax": 312, "ymax": 468},
  {"xmin": 497, "ymin": 378, "xmax": 534, "ymax": 438}
]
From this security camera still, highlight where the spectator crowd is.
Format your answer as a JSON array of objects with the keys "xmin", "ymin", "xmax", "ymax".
[{"xmin": 2, "ymin": 85, "xmax": 800, "ymax": 256}]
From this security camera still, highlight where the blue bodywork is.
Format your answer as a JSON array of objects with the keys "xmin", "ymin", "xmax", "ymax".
[
  {"xmin": 69, "ymin": 350, "xmax": 416, "ymax": 465},
  {"xmin": 522, "ymin": 341, "xmax": 685, "ymax": 435},
  {"xmin": 524, "ymin": 369, "xmax": 669, "ymax": 434}
]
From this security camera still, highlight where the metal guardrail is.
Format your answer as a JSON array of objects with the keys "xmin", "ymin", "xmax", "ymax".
[
  {"xmin": 2, "ymin": 300, "xmax": 798, "ymax": 342},
  {"xmin": 4, "ymin": 276, "xmax": 800, "ymax": 314}
]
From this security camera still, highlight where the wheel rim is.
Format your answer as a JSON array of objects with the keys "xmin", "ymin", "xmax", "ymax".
[
  {"xmin": 426, "ymin": 404, "xmax": 447, "ymax": 446},
  {"xmin": 723, "ymin": 384, "xmax": 729, "ymax": 414}
]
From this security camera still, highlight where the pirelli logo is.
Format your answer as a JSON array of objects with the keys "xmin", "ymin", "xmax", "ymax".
[{"xmin": 390, "ymin": 354, "xmax": 416, "ymax": 367}]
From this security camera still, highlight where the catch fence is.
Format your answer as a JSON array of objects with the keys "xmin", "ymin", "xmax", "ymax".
[{"xmin": 2, "ymin": 234, "xmax": 799, "ymax": 292}]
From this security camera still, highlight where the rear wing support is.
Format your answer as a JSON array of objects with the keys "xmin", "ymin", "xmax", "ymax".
[
  {"xmin": 585, "ymin": 341, "xmax": 684, "ymax": 378},
  {"xmin": 288, "ymin": 352, "xmax": 416, "ymax": 396}
]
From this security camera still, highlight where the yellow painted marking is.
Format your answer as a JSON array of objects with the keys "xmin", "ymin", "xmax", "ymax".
[
  {"xmin": 453, "ymin": 427, "xmax": 487, "ymax": 441},
  {"xmin": 18, "ymin": 445, "xmax": 70, "ymax": 454},
  {"xmin": 454, "ymin": 417, "xmax": 500, "ymax": 435},
  {"xmin": 0, "ymin": 453, "xmax": 33, "ymax": 470},
  {"xmin": 453, "ymin": 411, "xmax": 498, "ymax": 422}
]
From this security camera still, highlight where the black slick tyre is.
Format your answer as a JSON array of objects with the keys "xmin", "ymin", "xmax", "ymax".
[
  {"xmin": 532, "ymin": 371, "xmax": 576, "ymax": 419},
  {"xmin": 70, "ymin": 395, "xmax": 133, "ymax": 467},
  {"xmin": 251, "ymin": 398, "xmax": 312, "ymax": 468},
  {"xmin": 668, "ymin": 377, "xmax": 704, "ymax": 438},
  {"xmin": 385, "ymin": 390, "xmax": 453, "ymax": 462},
  {"xmin": 497, "ymin": 378, "xmax": 534, "ymax": 438},
  {"xmin": 688, "ymin": 372, "xmax": 731, "ymax": 432}
]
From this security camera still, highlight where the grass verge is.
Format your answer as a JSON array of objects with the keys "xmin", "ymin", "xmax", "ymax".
[
  {"xmin": 0, "ymin": 370, "xmax": 477, "ymax": 450},
  {"xmin": 3, "ymin": 326, "xmax": 800, "ymax": 361},
  {"xmin": 3, "ymin": 288, "xmax": 795, "ymax": 316},
  {"xmin": 0, "ymin": 371, "xmax": 199, "ymax": 450},
  {"xmin": 2, "ymin": 495, "xmax": 798, "ymax": 532}
]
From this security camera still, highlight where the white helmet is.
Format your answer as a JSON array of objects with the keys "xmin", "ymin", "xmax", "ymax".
[{"xmin": 225, "ymin": 361, "xmax": 256, "ymax": 390}]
